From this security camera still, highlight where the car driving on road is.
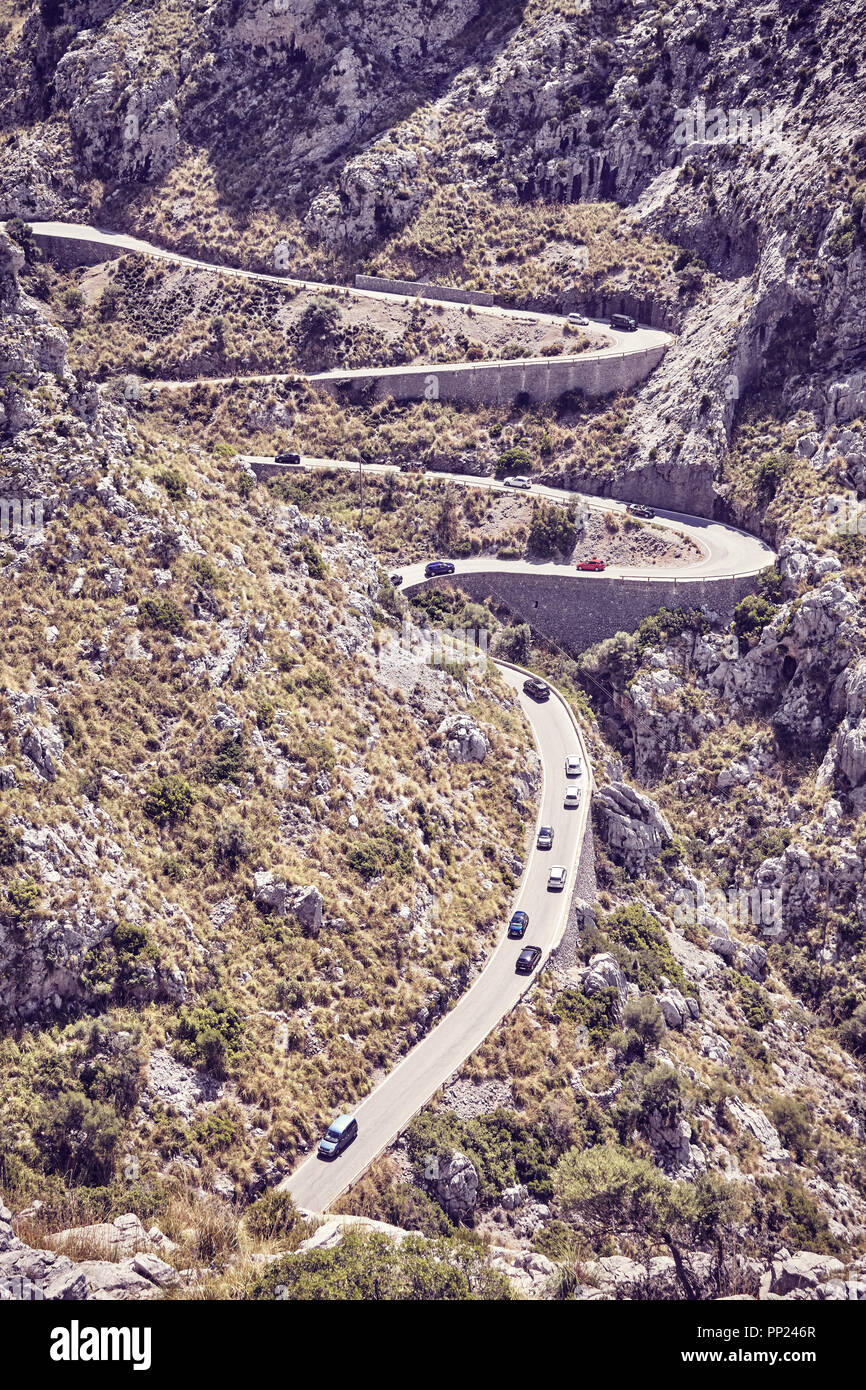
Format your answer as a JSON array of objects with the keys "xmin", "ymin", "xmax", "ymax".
[
  {"xmin": 317, "ymin": 1114, "xmax": 358, "ymax": 1160},
  {"xmin": 424, "ymin": 560, "xmax": 456, "ymax": 577},
  {"xmin": 576, "ymin": 557, "xmax": 606, "ymax": 571},
  {"xmin": 537, "ymin": 825, "xmax": 555, "ymax": 850},
  {"xmin": 390, "ymin": 573, "xmax": 402, "ymax": 586},
  {"xmin": 516, "ymin": 945, "xmax": 543, "ymax": 974},
  {"xmin": 610, "ymin": 313, "xmax": 638, "ymax": 331},
  {"xmin": 565, "ymin": 755, "xmax": 582, "ymax": 778},
  {"xmin": 508, "ymin": 910, "xmax": 529, "ymax": 939},
  {"xmin": 564, "ymin": 787, "xmax": 581, "ymax": 808},
  {"xmin": 523, "ymin": 677, "xmax": 550, "ymax": 702},
  {"xmin": 567, "ymin": 312, "xmax": 589, "ymax": 326},
  {"xmin": 275, "ymin": 451, "xmax": 302, "ymax": 467},
  {"xmin": 547, "ymin": 865, "xmax": 568, "ymax": 891},
  {"xmin": 627, "ymin": 503, "xmax": 655, "ymax": 519},
  {"xmin": 503, "ymin": 475, "xmax": 532, "ymax": 489}
]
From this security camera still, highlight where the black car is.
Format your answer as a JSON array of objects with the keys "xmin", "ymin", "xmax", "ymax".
[
  {"xmin": 627, "ymin": 502, "xmax": 655, "ymax": 519},
  {"xmin": 523, "ymin": 677, "xmax": 550, "ymax": 702},
  {"xmin": 516, "ymin": 945, "xmax": 543, "ymax": 975},
  {"xmin": 610, "ymin": 313, "xmax": 638, "ymax": 332},
  {"xmin": 275, "ymin": 451, "xmax": 301, "ymax": 467},
  {"xmin": 507, "ymin": 910, "xmax": 529, "ymax": 940},
  {"xmin": 390, "ymin": 573, "xmax": 403, "ymax": 586},
  {"xmin": 536, "ymin": 825, "xmax": 554, "ymax": 850},
  {"xmin": 425, "ymin": 560, "xmax": 456, "ymax": 577}
]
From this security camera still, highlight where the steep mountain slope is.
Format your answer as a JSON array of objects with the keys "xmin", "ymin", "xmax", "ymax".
[
  {"xmin": 0, "ymin": 0, "xmax": 864, "ymax": 1302},
  {"xmin": 0, "ymin": 226, "xmax": 538, "ymax": 1239}
]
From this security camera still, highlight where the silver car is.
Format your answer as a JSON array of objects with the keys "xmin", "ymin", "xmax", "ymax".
[
  {"xmin": 503, "ymin": 475, "xmax": 532, "ymax": 489},
  {"xmin": 565, "ymin": 755, "xmax": 582, "ymax": 778},
  {"xmin": 564, "ymin": 787, "xmax": 581, "ymax": 809},
  {"xmin": 547, "ymin": 865, "xmax": 568, "ymax": 891}
]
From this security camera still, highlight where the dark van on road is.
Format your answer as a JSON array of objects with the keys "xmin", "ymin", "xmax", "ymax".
[
  {"xmin": 523, "ymin": 677, "xmax": 550, "ymax": 702},
  {"xmin": 317, "ymin": 1114, "xmax": 358, "ymax": 1160},
  {"xmin": 610, "ymin": 313, "xmax": 638, "ymax": 332}
]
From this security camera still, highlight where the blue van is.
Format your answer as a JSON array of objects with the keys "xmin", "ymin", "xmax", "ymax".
[{"xmin": 317, "ymin": 1114, "xmax": 358, "ymax": 1160}]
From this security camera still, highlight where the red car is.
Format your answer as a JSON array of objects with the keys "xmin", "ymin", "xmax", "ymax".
[{"xmin": 576, "ymin": 557, "xmax": 606, "ymax": 572}]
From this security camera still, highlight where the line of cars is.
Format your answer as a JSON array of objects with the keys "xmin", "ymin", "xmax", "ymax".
[
  {"xmin": 313, "ymin": 674, "xmax": 583, "ymax": 1163},
  {"xmin": 510, "ymin": 676, "xmax": 583, "ymax": 976}
]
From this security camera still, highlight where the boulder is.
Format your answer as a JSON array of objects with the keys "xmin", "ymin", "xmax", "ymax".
[
  {"xmin": 592, "ymin": 781, "xmax": 672, "ymax": 874},
  {"xmin": 581, "ymin": 952, "xmax": 628, "ymax": 1009},
  {"xmin": 253, "ymin": 870, "xmax": 288, "ymax": 915},
  {"xmin": 20, "ymin": 725, "xmax": 63, "ymax": 781},
  {"xmin": 500, "ymin": 1184, "xmax": 528, "ymax": 1211},
  {"xmin": 432, "ymin": 1151, "xmax": 479, "ymax": 1221},
  {"xmin": 290, "ymin": 884, "xmax": 324, "ymax": 937},
  {"xmin": 771, "ymin": 1252, "xmax": 845, "ymax": 1295},
  {"xmin": 726, "ymin": 1097, "xmax": 789, "ymax": 1164},
  {"xmin": 657, "ymin": 987, "xmax": 692, "ymax": 1030},
  {"xmin": 437, "ymin": 716, "xmax": 488, "ymax": 764}
]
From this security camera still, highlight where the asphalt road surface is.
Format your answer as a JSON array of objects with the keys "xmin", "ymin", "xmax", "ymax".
[
  {"xmin": 23, "ymin": 220, "xmax": 672, "ymax": 378},
  {"xmin": 239, "ymin": 453, "xmax": 776, "ymax": 581},
  {"xmin": 281, "ymin": 662, "xmax": 590, "ymax": 1213}
]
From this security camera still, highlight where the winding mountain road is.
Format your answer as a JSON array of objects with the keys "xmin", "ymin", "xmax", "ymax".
[
  {"xmin": 21, "ymin": 219, "xmax": 776, "ymax": 1215},
  {"xmin": 281, "ymin": 662, "xmax": 591, "ymax": 1213},
  {"xmin": 22, "ymin": 219, "xmax": 672, "ymax": 387},
  {"xmin": 241, "ymin": 453, "xmax": 776, "ymax": 584}
]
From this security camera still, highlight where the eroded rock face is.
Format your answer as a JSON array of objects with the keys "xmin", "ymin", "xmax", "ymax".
[
  {"xmin": 0, "ymin": 1198, "xmax": 171, "ymax": 1301},
  {"xmin": 592, "ymin": 780, "xmax": 672, "ymax": 874},
  {"xmin": 432, "ymin": 1151, "xmax": 479, "ymax": 1222},
  {"xmin": 253, "ymin": 873, "xmax": 325, "ymax": 935},
  {"xmin": 726, "ymin": 1097, "xmax": 789, "ymax": 1166},
  {"xmin": 437, "ymin": 716, "xmax": 489, "ymax": 763}
]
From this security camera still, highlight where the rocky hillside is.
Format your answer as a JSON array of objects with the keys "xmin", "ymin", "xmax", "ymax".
[
  {"xmin": 0, "ymin": 0, "xmax": 864, "ymax": 1304},
  {"xmin": 0, "ymin": 224, "xmax": 538, "ymax": 1243}
]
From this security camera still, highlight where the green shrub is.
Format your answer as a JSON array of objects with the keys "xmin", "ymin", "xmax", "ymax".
[
  {"xmin": 202, "ymin": 734, "xmax": 250, "ymax": 786},
  {"xmin": 603, "ymin": 904, "xmax": 688, "ymax": 994},
  {"xmin": 622, "ymin": 995, "xmax": 666, "ymax": 1056},
  {"xmin": 756, "ymin": 1176, "xmax": 842, "ymax": 1255},
  {"xmin": 4, "ymin": 878, "xmax": 40, "ymax": 923},
  {"xmin": 733, "ymin": 594, "xmax": 777, "ymax": 640},
  {"xmin": 34, "ymin": 1090, "xmax": 123, "ymax": 1186},
  {"xmin": 245, "ymin": 1191, "xmax": 309, "ymax": 1246},
  {"xmin": 555, "ymin": 986, "xmax": 619, "ymax": 1045},
  {"xmin": 733, "ymin": 971, "xmax": 774, "ymax": 1030},
  {"xmin": 193, "ymin": 1106, "xmax": 241, "ymax": 1153},
  {"xmin": 768, "ymin": 1095, "xmax": 812, "ymax": 1161},
  {"xmin": 155, "ymin": 468, "xmax": 187, "ymax": 501},
  {"xmin": 527, "ymin": 499, "xmax": 577, "ymax": 557},
  {"xmin": 345, "ymin": 826, "xmax": 413, "ymax": 880},
  {"xmin": 138, "ymin": 595, "xmax": 186, "ymax": 634},
  {"xmin": 143, "ymin": 775, "xmax": 195, "ymax": 825},
  {"xmin": 214, "ymin": 821, "xmax": 251, "ymax": 870},
  {"xmin": 247, "ymin": 1229, "xmax": 513, "ymax": 1300},
  {"xmin": 0, "ymin": 823, "xmax": 22, "ymax": 866},
  {"xmin": 176, "ymin": 993, "xmax": 245, "ymax": 1074},
  {"xmin": 297, "ymin": 538, "xmax": 326, "ymax": 578},
  {"xmin": 496, "ymin": 445, "xmax": 533, "ymax": 476}
]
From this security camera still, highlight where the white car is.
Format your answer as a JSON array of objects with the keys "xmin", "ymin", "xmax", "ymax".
[
  {"xmin": 564, "ymin": 787, "xmax": 581, "ymax": 809},
  {"xmin": 565, "ymin": 755, "xmax": 582, "ymax": 778},
  {"xmin": 503, "ymin": 475, "xmax": 532, "ymax": 489},
  {"xmin": 547, "ymin": 865, "xmax": 568, "ymax": 891},
  {"xmin": 567, "ymin": 312, "xmax": 588, "ymax": 326}
]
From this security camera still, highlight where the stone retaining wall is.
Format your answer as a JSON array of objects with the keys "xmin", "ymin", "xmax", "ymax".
[
  {"xmin": 354, "ymin": 273, "xmax": 495, "ymax": 307},
  {"xmin": 406, "ymin": 569, "xmax": 762, "ymax": 654},
  {"xmin": 314, "ymin": 346, "xmax": 667, "ymax": 406}
]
